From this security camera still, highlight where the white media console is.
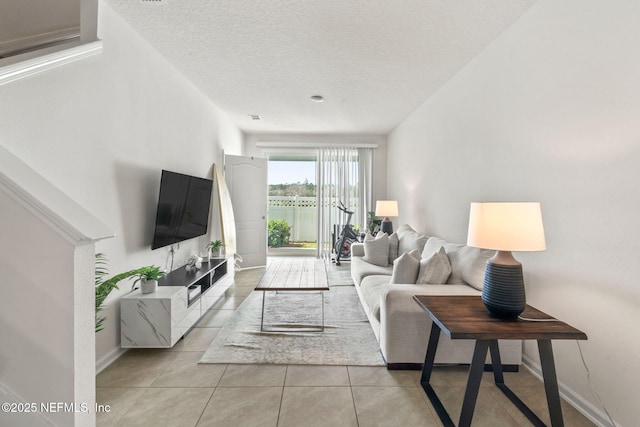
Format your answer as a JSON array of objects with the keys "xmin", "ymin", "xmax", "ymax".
[{"xmin": 120, "ymin": 257, "xmax": 232, "ymax": 348}]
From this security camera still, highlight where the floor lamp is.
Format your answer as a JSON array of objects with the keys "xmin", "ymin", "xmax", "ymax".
[
  {"xmin": 375, "ymin": 200, "xmax": 398, "ymax": 235},
  {"xmin": 467, "ymin": 202, "xmax": 546, "ymax": 319}
]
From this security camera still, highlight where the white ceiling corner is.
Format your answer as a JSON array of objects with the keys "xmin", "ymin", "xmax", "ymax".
[{"xmin": 104, "ymin": 0, "xmax": 537, "ymax": 135}]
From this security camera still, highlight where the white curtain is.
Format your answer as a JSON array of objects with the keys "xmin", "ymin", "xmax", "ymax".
[
  {"xmin": 358, "ymin": 147, "xmax": 374, "ymax": 232},
  {"xmin": 316, "ymin": 147, "xmax": 374, "ymax": 258}
]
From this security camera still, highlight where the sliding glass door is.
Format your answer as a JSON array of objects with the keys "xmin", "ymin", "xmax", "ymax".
[
  {"xmin": 267, "ymin": 153, "xmax": 318, "ymax": 256},
  {"xmin": 316, "ymin": 147, "xmax": 373, "ymax": 259},
  {"xmin": 265, "ymin": 147, "xmax": 373, "ymax": 259}
]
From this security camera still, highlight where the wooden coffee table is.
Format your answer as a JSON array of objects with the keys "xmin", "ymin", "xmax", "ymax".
[
  {"xmin": 413, "ymin": 295, "xmax": 587, "ymax": 427},
  {"xmin": 256, "ymin": 258, "xmax": 329, "ymax": 332}
]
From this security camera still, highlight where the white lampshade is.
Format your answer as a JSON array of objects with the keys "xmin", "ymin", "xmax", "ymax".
[
  {"xmin": 375, "ymin": 200, "xmax": 399, "ymax": 217},
  {"xmin": 467, "ymin": 202, "xmax": 546, "ymax": 252}
]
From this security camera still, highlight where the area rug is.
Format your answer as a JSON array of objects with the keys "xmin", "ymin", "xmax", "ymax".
[{"xmin": 199, "ymin": 265, "xmax": 385, "ymax": 366}]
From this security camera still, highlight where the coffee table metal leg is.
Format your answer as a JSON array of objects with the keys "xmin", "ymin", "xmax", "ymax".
[
  {"xmin": 259, "ymin": 290, "xmax": 326, "ymax": 332},
  {"xmin": 260, "ymin": 290, "xmax": 266, "ymax": 332},
  {"xmin": 321, "ymin": 291, "xmax": 325, "ymax": 332},
  {"xmin": 458, "ymin": 340, "xmax": 490, "ymax": 427},
  {"xmin": 539, "ymin": 339, "xmax": 564, "ymax": 427}
]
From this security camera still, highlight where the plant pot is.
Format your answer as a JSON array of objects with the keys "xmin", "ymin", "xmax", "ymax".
[{"xmin": 140, "ymin": 279, "xmax": 158, "ymax": 294}]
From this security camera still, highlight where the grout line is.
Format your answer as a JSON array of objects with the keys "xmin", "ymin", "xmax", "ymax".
[
  {"xmin": 346, "ymin": 366, "xmax": 361, "ymax": 426},
  {"xmin": 276, "ymin": 370, "xmax": 286, "ymax": 427},
  {"xmin": 193, "ymin": 388, "xmax": 216, "ymax": 427},
  {"xmin": 350, "ymin": 386, "xmax": 360, "ymax": 426}
]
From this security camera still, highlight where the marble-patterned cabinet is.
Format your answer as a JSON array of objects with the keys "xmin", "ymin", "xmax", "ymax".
[{"xmin": 120, "ymin": 257, "xmax": 231, "ymax": 348}]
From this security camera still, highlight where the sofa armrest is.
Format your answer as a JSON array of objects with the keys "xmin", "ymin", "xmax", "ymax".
[
  {"xmin": 378, "ymin": 284, "xmax": 481, "ymax": 364},
  {"xmin": 351, "ymin": 242, "xmax": 365, "ymax": 257}
]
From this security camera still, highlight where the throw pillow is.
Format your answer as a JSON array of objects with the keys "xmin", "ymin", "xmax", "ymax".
[
  {"xmin": 416, "ymin": 247, "xmax": 452, "ymax": 284},
  {"xmin": 398, "ymin": 229, "xmax": 429, "ymax": 255},
  {"xmin": 363, "ymin": 233, "xmax": 389, "ymax": 267},
  {"xmin": 363, "ymin": 232, "xmax": 375, "ymax": 242},
  {"xmin": 388, "ymin": 232, "xmax": 399, "ymax": 264},
  {"xmin": 390, "ymin": 252, "xmax": 420, "ymax": 284},
  {"xmin": 408, "ymin": 248, "xmax": 421, "ymax": 260}
]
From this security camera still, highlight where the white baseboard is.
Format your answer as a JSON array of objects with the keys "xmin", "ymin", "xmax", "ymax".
[
  {"xmin": 522, "ymin": 354, "xmax": 618, "ymax": 427},
  {"xmin": 96, "ymin": 347, "xmax": 128, "ymax": 375}
]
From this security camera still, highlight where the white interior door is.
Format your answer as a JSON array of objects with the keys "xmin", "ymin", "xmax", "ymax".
[{"xmin": 224, "ymin": 154, "xmax": 268, "ymax": 268}]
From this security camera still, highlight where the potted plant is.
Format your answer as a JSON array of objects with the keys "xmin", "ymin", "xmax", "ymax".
[
  {"xmin": 95, "ymin": 254, "xmax": 147, "ymax": 333},
  {"xmin": 131, "ymin": 266, "xmax": 167, "ymax": 294},
  {"xmin": 207, "ymin": 240, "xmax": 225, "ymax": 257}
]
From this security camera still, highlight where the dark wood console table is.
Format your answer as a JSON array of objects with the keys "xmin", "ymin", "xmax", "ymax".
[{"xmin": 413, "ymin": 295, "xmax": 587, "ymax": 427}]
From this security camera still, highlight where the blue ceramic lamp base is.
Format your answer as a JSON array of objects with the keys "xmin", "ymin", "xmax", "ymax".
[
  {"xmin": 481, "ymin": 262, "xmax": 525, "ymax": 319},
  {"xmin": 380, "ymin": 219, "xmax": 393, "ymax": 235}
]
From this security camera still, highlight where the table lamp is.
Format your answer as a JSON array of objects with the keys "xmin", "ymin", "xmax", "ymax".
[
  {"xmin": 467, "ymin": 202, "xmax": 546, "ymax": 319},
  {"xmin": 375, "ymin": 200, "xmax": 398, "ymax": 235}
]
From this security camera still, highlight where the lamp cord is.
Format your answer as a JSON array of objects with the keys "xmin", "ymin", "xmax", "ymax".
[
  {"xmin": 517, "ymin": 316, "xmax": 616, "ymax": 426},
  {"xmin": 517, "ymin": 315, "xmax": 557, "ymax": 322},
  {"xmin": 576, "ymin": 341, "xmax": 616, "ymax": 427}
]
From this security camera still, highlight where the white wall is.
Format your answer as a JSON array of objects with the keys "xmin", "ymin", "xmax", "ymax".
[
  {"xmin": 387, "ymin": 0, "xmax": 640, "ymax": 425},
  {"xmin": 0, "ymin": 0, "xmax": 243, "ymax": 373}
]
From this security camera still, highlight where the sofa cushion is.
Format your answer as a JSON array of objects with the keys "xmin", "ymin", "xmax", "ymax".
[
  {"xmin": 396, "ymin": 223, "xmax": 416, "ymax": 237},
  {"xmin": 360, "ymin": 275, "xmax": 389, "ymax": 321},
  {"xmin": 417, "ymin": 247, "xmax": 452, "ymax": 284},
  {"xmin": 397, "ymin": 226, "xmax": 428, "ymax": 255},
  {"xmin": 390, "ymin": 252, "xmax": 420, "ymax": 284},
  {"xmin": 350, "ymin": 256, "xmax": 393, "ymax": 286},
  {"xmin": 448, "ymin": 245, "xmax": 495, "ymax": 290},
  {"xmin": 363, "ymin": 233, "xmax": 389, "ymax": 266}
]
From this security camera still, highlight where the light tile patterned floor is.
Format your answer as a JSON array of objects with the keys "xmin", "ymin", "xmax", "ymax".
[{"xmin": 97, "ymin": 260, "xmax": 596, "ymax": 427}]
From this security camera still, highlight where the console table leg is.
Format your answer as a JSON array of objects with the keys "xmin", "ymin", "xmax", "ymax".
[
  {"xmin": 489, "ymin": 340, "xmax": 504, "ymax": 384},
  {"xmin": 538, "ymin": 339, "xmax": 564, "ymax": 427},
  {"xmin": 420, "ymin": 324, "xmax": 455, "ymax": 426},
  {"xmin": 420, "ymin": 323, "xmax": 441, "ymax": 384},
  {"xmin": 459, "ymin": 340, "xmax": 489, "ymax": 427}
]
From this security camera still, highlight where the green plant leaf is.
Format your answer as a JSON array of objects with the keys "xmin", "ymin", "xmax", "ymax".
[{"xmin": 94, "ymin": 254, "xmax": 155, "ymax": 333}]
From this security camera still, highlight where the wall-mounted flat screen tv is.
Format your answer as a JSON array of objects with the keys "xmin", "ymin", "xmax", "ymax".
[{"xmin": 151, "ymin": 170, "xmax": 213, "ymax": 250}]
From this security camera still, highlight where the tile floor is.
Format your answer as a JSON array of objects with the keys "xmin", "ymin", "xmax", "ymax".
[{"xmin": 97, "ymin": 264, "xmax": 596, "ymax": 427}]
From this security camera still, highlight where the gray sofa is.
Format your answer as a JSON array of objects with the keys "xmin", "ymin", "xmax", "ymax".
[{"xmin": 351, "ymin": 224, "xmax": 522, "ymax": 369}]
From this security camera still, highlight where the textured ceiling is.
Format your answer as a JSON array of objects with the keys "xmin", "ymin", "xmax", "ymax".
[{"xmin": 104, "ymin": 0, "xmax": 536, "ymax": 134}]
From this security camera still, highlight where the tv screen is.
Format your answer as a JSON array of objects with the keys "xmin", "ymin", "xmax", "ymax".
[{"xmin": 151, "ymin": 170, "xmax": 213, "ymax": 250}]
